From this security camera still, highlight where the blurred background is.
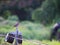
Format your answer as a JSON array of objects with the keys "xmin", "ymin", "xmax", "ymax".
[{"xmin": 0, "ymin": 0, "xmax": 60, "ymax": 45}]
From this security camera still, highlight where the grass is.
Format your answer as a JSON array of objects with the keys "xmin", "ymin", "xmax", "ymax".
[
  {"xmin": 0, "ymin": 21, "xmax": 60, "ymax": 45},
  {"xmin": 42, "ymin": 40, "xmax": 60, "ymax": 45},
  {"xmin": 0, "ymin": 37, "xmax": 60, "ymax": 45},
  {"xmin": 0, "ymin": 37, "xmax": 38, "ymax": 45}
]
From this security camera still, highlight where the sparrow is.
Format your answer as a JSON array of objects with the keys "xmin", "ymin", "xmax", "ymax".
[{"xmin": 14, "ymin": 22, "xmax": 19, "ymax": 27}]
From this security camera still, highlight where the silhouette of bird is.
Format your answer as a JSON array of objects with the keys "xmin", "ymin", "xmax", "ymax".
[{"xmin": 14, "ymin": 22, "xmax": 19, "ymax": 27}]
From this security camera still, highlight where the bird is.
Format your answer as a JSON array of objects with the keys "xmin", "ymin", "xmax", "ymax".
[{"xmin": 14, "ymin": 22, "xmax": 19, "ymax": 27}]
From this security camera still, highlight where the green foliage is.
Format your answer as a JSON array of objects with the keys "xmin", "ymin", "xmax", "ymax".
[
  {"xmin": 7, "ymin": 15, "xmax": 19, "ymax": 26},
  {"xmin": 0, "ymin": 25, "xmax": 12, "ymax": 34},
  {"xmin": 0, "ymin": 21, "xmax": 51, "ymax": 40},
  {"xmin": 0, "ymin": 21, "xmax": 60, "ymax": 45},
  {"xmin": 20, "ymin": 21, "xmax": 51, "ymax": 40},
  {"xmin": 32, "ymin": 0, "xmax": 56, "ymax": 25},
  {"xmin": 57, "ymin": 29, "xmax": 60, "ymax": 32},
  {"xmin": 8, "ymin": 15, "xmax": 18, "ymax": 21},
  {"xmin": 3, "ymin": 10, "xmax": 11, "ymax": 19},
  {"xmin": 53, "ymin": 13, "xmax": 60, "ymax": 23}
]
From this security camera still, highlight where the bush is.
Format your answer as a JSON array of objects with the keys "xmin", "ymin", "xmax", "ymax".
[
  {"xmin": 19, "ymin": 21, "xmax": 51, "ymax": 40},
  {"xmin": 8, "ymin": 15, "xmax": 18, "ymax": 21},
  {"xmin": 32, "ymin": 0, "xmax": 56, "ymax": 25},
  {"xmin": 0, "ymin": 21, "xmax": 51, "ymax": 40},
  {"xmin": 7, "ymin": 15, "xmax": 19, "ymax": 26},
  {"xmin": 3, "ymin": 10, "xmax": 11, "ymax": 19}
]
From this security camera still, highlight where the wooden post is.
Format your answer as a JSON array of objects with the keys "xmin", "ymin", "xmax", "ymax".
[
  {"xmin": 14, "ymin": 22, "xmax": 19, "ymax": 45},
  {"xmin": 14, "ymin": 27, "xmax": 18, "ymax": 45}
]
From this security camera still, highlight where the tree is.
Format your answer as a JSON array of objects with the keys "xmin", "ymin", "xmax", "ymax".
[
  {"xmin": 0, "ymin": 0, "xmax": 45, "ymax": 21},
  {"xmin": 32, "ymin": 0, "xmax": 60, "ymax": 25}
]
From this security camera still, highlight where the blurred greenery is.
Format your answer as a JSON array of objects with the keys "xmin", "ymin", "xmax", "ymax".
[
  {"xmin": 0, "ymin": 0, "xmax": 60, "ymax": 45},
  {"xmin": 32, "ymin": 0, "xmax": 60, "ymax": 25},
  {"xmin": 0, "ymin": 0, "xmax": 60, "ymax": 25},
  {"xmin": 0, "ymin": 37, "xmax": 60, "ymax": 45},
  {"xmin": 42, "ymin": 40, "xmax": 60, "ymax": 45},
  {"xmin": 3, "ymin": 10, "xmax": 11, "ymax": 19},
  {"xmin": 0, "ymin": 20, "xmax": 51, "ymax": 40},
  {"xmin": 8, "ymin": 15, "xmax": 19, "ymax": 21}
]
